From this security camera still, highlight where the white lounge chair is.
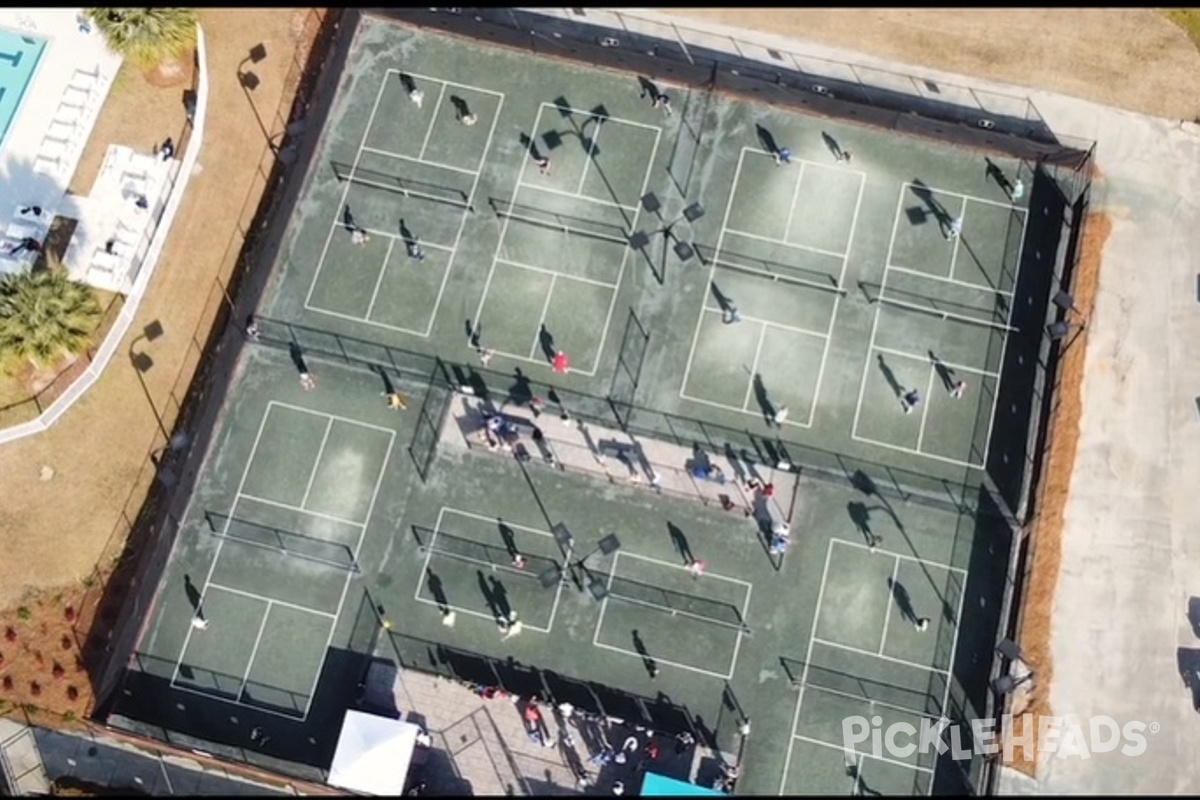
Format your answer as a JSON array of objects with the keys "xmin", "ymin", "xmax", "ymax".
[
  {"xmin": 46, "ymin": 119, "xmax": 81, "ymax": 143},
  {"xmin": 61, "ymin": 85, "xmax": 92, "ymax": 109},
  {"xmin": 69, "ymin": 68, "xmax": 101, "ymax": 91},
  {"xmin": 33, "ymin": 154, "xmax": 63, "ymax": 177}
]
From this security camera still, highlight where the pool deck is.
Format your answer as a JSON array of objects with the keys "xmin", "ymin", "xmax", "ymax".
[{"xmin": 0, "ymin": 10, "xmax": 120, "ymax": 279}]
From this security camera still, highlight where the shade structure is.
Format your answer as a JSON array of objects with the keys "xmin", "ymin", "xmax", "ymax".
[
  {"xmin": 327, "ymin": 709, "xmax": 421, "ymax": 795},
  {"xmin": 641, "ymin": 771, "xmax": 728, "ymax": 796}
]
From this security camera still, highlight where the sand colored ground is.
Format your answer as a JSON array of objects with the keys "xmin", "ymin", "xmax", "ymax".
[
  {"xmin": 0, "ymin": 9, "xmax": 322, "ymax": 719},
  {"xmin": 661, "ymin": 9, "xmax": 1200, "ymax": 122}
]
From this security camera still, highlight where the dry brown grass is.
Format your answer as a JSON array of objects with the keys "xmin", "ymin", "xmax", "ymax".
[
  {"xmin": 0, "ymin": 9, "xmax": 321, "ymax": 724},
  {"xmin": 1000, "ymin": 212, "xmax": 1111, "ymax": 774}
]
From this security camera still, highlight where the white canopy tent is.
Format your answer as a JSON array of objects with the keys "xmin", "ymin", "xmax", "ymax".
[{"xmin": 328, "ymin": 709, "xmax": 421, "ymax": 795}]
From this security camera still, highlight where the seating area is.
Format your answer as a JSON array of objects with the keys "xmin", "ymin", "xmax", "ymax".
[
  {"xmin": 61, "ymin": 144, "xmax": 178, "ymax": 293},
  {"xmin": 0, "ymin": 10, "xmax": 122, "ymax": 279}
]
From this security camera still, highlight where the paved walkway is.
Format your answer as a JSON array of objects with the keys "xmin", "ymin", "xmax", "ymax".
[{"xmin": 395, "ymin": 665, "xmax": 732, "ymax": 796}]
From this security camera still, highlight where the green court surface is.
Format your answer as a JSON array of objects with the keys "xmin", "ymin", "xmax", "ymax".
[{"xmin": 107, "ymin": 10, "xmax": 1061, "ymax": 795}]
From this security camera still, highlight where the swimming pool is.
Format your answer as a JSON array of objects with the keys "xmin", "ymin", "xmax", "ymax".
[{"xmin": 0, "ymin": 27, "xmax": 45, "ymax": 149}]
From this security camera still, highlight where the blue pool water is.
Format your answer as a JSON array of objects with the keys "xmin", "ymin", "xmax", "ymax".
[{"xmin": 0, "ymin": 27, "xmax": 46, "ymax": 149}]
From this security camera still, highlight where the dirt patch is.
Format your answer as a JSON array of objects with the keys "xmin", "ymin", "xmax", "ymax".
[
  {"xmin": 659, "ymin": 9, "xmax": 1200, "ymax": 121},
  {"xmin": 1000, "ymin": 212, "xmax": 1110, "ymax": 773},
  {"xmin": 0, "ymin": 10, "xmax": 321, "ymax": 724}
]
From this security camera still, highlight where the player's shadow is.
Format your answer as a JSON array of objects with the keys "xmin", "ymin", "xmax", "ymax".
[
  {"xmin": 637, "ymin": 76, "xmax": 661, "ymax": 102},
  {"xmin": 497, "ymin": 519, "xmax": 519, "ymax": 560},
  {"xmin": 288, "ymin": 342, "xmax": 309, "ymax": 374},
  {"xmin": 518, "ymin": 132, "xmax": 546, "ymax": 163},
  {"xmin": 984, "ymin": 157, "xmax": 1013, "ymax": 195},
  {"xmin": 538, "ymin": 324, "xmax": 557, "ymax": 362},
  {"xmin": 489, "ymin": 576, "xmax": 512, "ymax": 621},
  {"xmin": 398, "ymin": 73, "xmax": 417, "ymax": 94},
  {"xmin": 928, "ymin": 351, "xmax": 958, "ymax": 392},
  {"xmin": 374, "ymin": 365, "xmax": 397, "ymax": 395},
  {"xmin": 508, "ymin": 368, "xmax": 534, "ymax": 407},
  {"xmin": 887, "ymin": 577, "xmax": 918, "ymax": 624},
  {"xmin": 821, "ymin": 131, "xmax": 845, "ymax": 160},
  {"xmin": 709, "ymin": 281, "xmax": 735, "ymax": 315},
  {"xmin": 846, "ymin": 502, "xmax": 876, "ymax": 547},
  {"xmin": 876, "ymin": 354, "xmax": 904, "ymax": 399},
  {"xmin": 426, "ymin": 568, "xmax": 450, "ymax": 614},
  {"xmin": 398, "ymin": 218, "xmax": 417, "ymax": 248},
  {"xmin": 909, "ymin": 180, "xmax": 951, "ymax": 234},
  {"xmin": 477, "ymin": 570, "xmax": 502, "ymax": 620},
  {"xmin": 450, "ymin": 95, "xmax": 472, "ymax": 122},
  {"xmin": 631, "ymin": 629, "xmax": 658, "ymax": 679},
  {"xmin": 666, "ymin": 522, "xmax": 694, "ymax": 564},
  {"xmin": 183, "ymin": 574, "xmax": 204, "ymax": 617},
  {"xmin": 754, "ymin": 123, "xmax": 779, "ymax": 156},
  {"xmin": 341, "ymin": 204, "xmax": 357, "ymax": 232},
  {"xmin": 751, "ymin": 373, "xmax": 778, "ymax": 425}
]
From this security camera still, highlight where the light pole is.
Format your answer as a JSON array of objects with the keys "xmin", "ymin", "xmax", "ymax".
[
  {"xmin": 129, "ymin": 320, "xmax": 169, "ymax": 444},
  {"xmin": 236, "ymin": 44, "xmax": 274, "ymax": 153}
]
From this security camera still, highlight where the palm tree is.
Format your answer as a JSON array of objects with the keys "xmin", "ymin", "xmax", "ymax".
[
  {"xmin": 86, "ymin": 8, "xmax": 198, "ymax": 71},
  {"xmin": 0, "ymin": 269, "xmax": 102, "ymax": 371}
]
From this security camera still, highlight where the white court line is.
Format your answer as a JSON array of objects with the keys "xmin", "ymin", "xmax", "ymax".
[
  {"xmin": 167, "ymin": 682, "xmax": 304, "ymax": 720},
  {"xmin": 698, "ymin": 306, "xmax": 827, "ymax": 340},
  {"xmin": 807, "ymin": 168, "xmax": 865, "ymax": 428},
  {"xmin": 789, "ymin": 734, "xmax": 934, "ymax": 776},
  {"xmin": 614, "ymin": 548, "xmax": 754, "ymax": 590},
  {"xmin": 798, "ymin": 677, "xmax": 943, "ymax": 724},
  {"xmin": 739, "ymin": 323, "xmax": 769, "ymax": 413},
  {"xmin": 849, "ymin": 432, "xmax": 985, "ymax": 469},
  {"xmin": 811, "ymin": 637, "xmax": 950, "ymax": 675},
  {"xmin": 170, "ymin": 406, "xmax": 276, "ymax": 690},
  {"xmin": 724, "ymin": 225, "xmax": 846, "ymax": 260},
  {"xmin": 529, "ymin": 273, "xmax": 558, "ymax": 360},
  {"xmin": 305, "ymin": 304, "xmax": 428, "ymax": 338},
  {"xmin": 781, "ymin": 161, "xmax": 806, "ymax": 243},
  {"xmin": 441, "ymin": 506, "xmax": 557, "ymax": 537},
  {"xmin": 358, "ymin": 145, "xmax": 478, "ymax": 176},
  {"xmin": 417, "ymin": 82, "xmax": 448, "ymax": 162},
  {"xmin": 978, "ymin": 200, "xmax": 1031, "ymax": 468},
  {"xmin": 413, "ymin": 595, "xmax": 553, "ymax": 633},
  {"xmin": 269, "ymin": 400, "xmax": 397, "ymax": 435},
  {"xmin": 899, "ymin": 180, "xmax": 1028, "ymax": 213},
  {"xmin": 237, "ymin": 493, "xmax": 367, "ymax": 529},
  {"xmin": 364, "ymin": 238, "xmax": 397, "ymax": 321},
  {"xmin": 576, "ymin": 115, "xmax": 602, "ymax": 196},
  {"xmin": 587, "ymin": 126, "xmax": 660, "ymax": 375},
  {"xmin": 728, "ymin": 580, "xmax": 753, "ymax": 676},
  {"xmin": 427, "ymin": 91, "xmax": 505, "ymax": 338},
  {"xmin": 605, "ymin": 593, "xmax": 746, "ymax": 631},
  {"xmin": 870, "ymin": 345, "xmax": 1001, "ymax": 381},
  {"xmin": 833, "ymin": 538, "xmax": 969, "ymax": 575},
  {"xmin": 497, "ymin": 257, "xmax": 618, "ymax": 290},
  {"xmin": 303, "ymin": 73, "xmax": 391, "ymax": 320},
  {"xmin": 592, "ymin": 639, "xmax": 734, "ymax": 680},
  {"xmin": 937, "ymin": 568, "xmax": 970, "ymax": 765},
  {"xmin": 205, "ymin": 582, "xmax": 339, "ymax": 619},
  {"xmin": 483, "ymin": 348, "xmax": 598, "ymax": 377},
  {"xmin": 914, "ymin": 367, "xmax": 937, "ymax": 453},
  {"xmin": 680, "ymin": 146, "xmax": 745, "ymax": 403},
  {"xmin": 236, "ymin": 602, "xmax": 274, "ymax": 702},
  {"xmin": 544, "ymin": 542, "xmax": 574, "ymax": 632},
  {"xmin": 413, "ymin": 507, "xmax": 447, "ymax": 612},
  {"xmin": 471, "ymin": 104, "xmax": 543, "ymax": 363},
  {"xmin": 299, "ymin": 425, "xmax": 395, "ymax": 720},
  {"xmin": 385, "ymin": 68, "xmax": 507, "ymax": 99},
  {"xmin": 849, "ymin": 290, "xmax": 886, "ymax": 446},
  {"xmin": 512, "ymin": 181, "xmax": 639, "ymax": 215},
  {"xmin": 328, "ymin": 220, "xmax": 457, "ymax": 252},
  {"xmin": 541, "ymin": 100, "xmax": 663, "ymax": 132},
  {"xmin": 879, "ymin": 556, "xmax": 900, "ymax": 655},
  {"xmin": 678, "ymin": 391, "xmax": 810, "ymax": 430},
  {"xmin": 884, "ymin": 264, "xmax": 1014, "ymax": 297},
  {"xmin": 299, "ymin": 418, "xmax": 334, "ymax": 511},
  {"xmin": 779, "ymin": 539, "xmax": 836, "ymax": 795}
]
